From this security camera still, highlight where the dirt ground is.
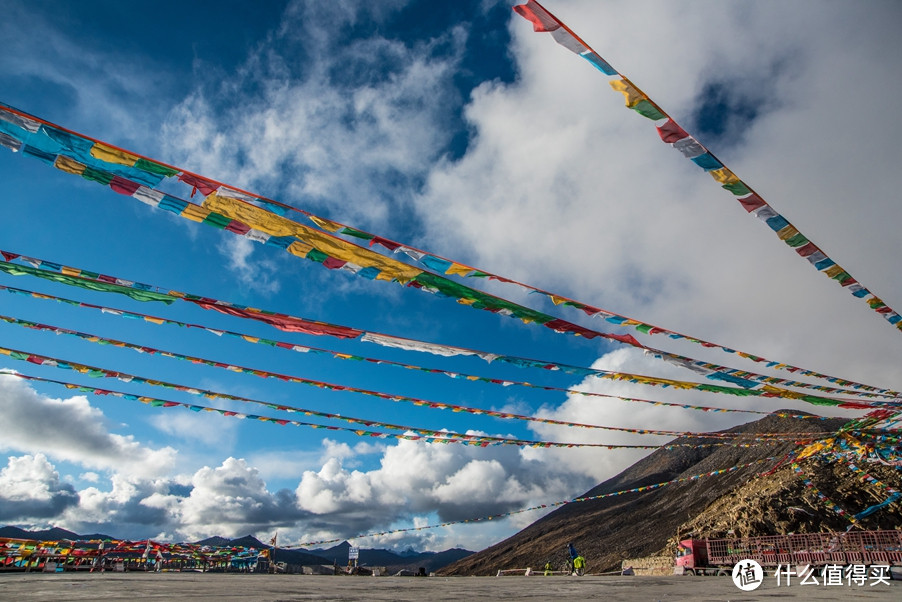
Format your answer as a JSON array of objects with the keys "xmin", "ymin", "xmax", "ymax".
[{"xmin": 0, "ymin": 573, "xmax": 897, "ymax": 601}]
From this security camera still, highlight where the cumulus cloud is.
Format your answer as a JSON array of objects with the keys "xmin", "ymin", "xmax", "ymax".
[
  {"xmin": 62, "ymin": 473, "xmax": 183, "ymax": 537},
  {"xmin": 294, "ymin": 435, "xmax": 591, "ymax": 539},
  {"xmin": 0, "ymin": 454, "xmax": 79, "ymax": 521},
  {"xmin": 51, "ymin": 458, "xmax": 304, "ymax": 541},
  {"xmin": 176, "ymin": 457, "xmax": 306, "ymax": 540},
  {"xmin": 0, "ymin": 374, "xmax": 177, "ymax": 479}
]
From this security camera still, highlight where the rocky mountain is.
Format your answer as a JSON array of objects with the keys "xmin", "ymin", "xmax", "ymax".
[{"xmin": 439, "ymin": 412, "xmax": 900, "ymax": 575}]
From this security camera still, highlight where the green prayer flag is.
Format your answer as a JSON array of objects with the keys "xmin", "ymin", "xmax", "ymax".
[
  {"xmin": 784, "ymin": 233, "xmax": 809, "ymax": 248},
  {"xmin": 339, "ymin": 227, "xmax": 373, "ymax": 240},
  {"xmin": 414, "ymin": 272, "xmax": 553, "ymax": 325},
  {"xmin": 134, "ymin": 158, "xmax": 179, "ymax": 178},
  {"xmin": 0, "ymin": 261, "xmax": 175, "ymax": 304},
  {"xmin": 831, "ymin": 271, "xmax": 851, "ymax": 282},
  {"xmin": 631, "ymin": 100, "xmax": 666, "ymax": 120},
  {"xmin": 722, "ymin": 181, "xmax": 751, "ymax": 196},
  {"xmin": 306, "ymin": 248, "xmax": 328, "ymax": 263},
  {"xmin": 202, "ymin": 212, "xmax": 231, "ymax": 229},
  {"xmin": 81, "ymin": 166, "xmax": 114, "ymax": 185}
]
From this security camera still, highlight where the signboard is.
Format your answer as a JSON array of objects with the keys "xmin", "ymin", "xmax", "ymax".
[{"xmin": 348, "ymin": 546, "xmax": 360, "ymax": 560}]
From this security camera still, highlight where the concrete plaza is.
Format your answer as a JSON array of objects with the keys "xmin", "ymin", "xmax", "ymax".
[{"xmin": 0, "ymin": 573, "xmax": 898, "ymax": 600}]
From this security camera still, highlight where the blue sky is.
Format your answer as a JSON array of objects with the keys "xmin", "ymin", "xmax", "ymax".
[{"xmin": 1, "ymin": 0, "xmax": 900, "ymax": 551}]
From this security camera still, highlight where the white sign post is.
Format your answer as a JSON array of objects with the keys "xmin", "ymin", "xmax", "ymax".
[{"xmin": 348, "ymin": 546, "xmax": 359, "ymax": 569}]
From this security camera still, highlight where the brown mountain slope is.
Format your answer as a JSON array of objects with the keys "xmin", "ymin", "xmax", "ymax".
[
  {"xmin": 439, "ymin": 412, "xmax": 899, "ymax": 575},
  {"xmin": 669, "ymin": 451, "xmax": 902, "ymax": 543}
]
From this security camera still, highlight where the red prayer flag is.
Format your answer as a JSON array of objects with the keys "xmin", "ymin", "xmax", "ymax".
[
  {"xmin": 369, "ymin": 236, "xmax": 402, "ymax": 251},
  {"xmin": 737, "ymin": 193, "xmax": 766, "ymax": 212},
  {"xmin": 189, "ymin": 300, "xmax": 363, "ymax": 339},
  {"xmin": 656, "ymin": 119, "xmax": 689, "ymax": 144},
  {"xmin": 513, "ymin": 0, "xmax": 560, "ymax": 32},
  {"xmin": 178, "ymin": 173, "xmax": 218, "ymax": 197},
  {"xmin": 109, "ymin": 176, "xmax": 141, "ymax": 196},
  {"xmin": 225, "ymin": 220, "xmax": 251, "ymax": 235},
  {"xmin": 795, "ymin": 242, "xmax": 820, "ymax": 258},
  {"xmin": 322, "ymin": 257, "xmax": 347, "ymax": 270}
]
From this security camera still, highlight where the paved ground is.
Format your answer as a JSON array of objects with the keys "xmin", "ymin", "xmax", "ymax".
[{"xmin": 0, "ymin": 573, "xmax": 898, "ymax": 600}]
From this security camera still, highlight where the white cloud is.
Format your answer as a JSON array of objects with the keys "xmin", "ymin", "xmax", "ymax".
[
  {"xmin": 217, "ymin": 236, "xmax": 282, "ymax": 297},
  {"xmin": 0, "ymin": 374, "xmax": 177, "ymax": 479},
  {"xmin": 62, "ymin": 473, "xmax": 182, "ymax": 535},
  {"xmin": 53, "ymin": 458, "xmax": 303, "ymax": 541},
  {"xmin": 176, "ymin": 457, "xmax": 304, "ymax": 540},
  {"xmin": 319, "ymin": 438, "xmax": 387, "ymax": 466},
  {"xmin": 294, "ymin": 435, "xmax": 590, "ymax": 538},
  {"xmin": 161, "ymin": 0, "xmax": 466, "ymax": 229},
  {"xmin": 148, "ymin": 408, "xmax": 239, "ymax": 448},
  {"xmin": 0, "ymin": 453, "xmax": 79, "ymax": 521}
]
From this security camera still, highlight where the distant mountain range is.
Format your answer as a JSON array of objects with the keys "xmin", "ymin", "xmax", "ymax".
[
  {"xmin": 0, "ymin": 526, "xmax": 473, "ymax": 572},
  {"xmin": 304, "ymin": 540, "xmax": 473, "ymax": 572}
]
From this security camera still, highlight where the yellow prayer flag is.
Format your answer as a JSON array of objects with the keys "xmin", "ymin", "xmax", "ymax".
[
  {"xmin": 61, "ymin": 266, "xmax": 81, "ymax": 277},
  {"xmin": 300, "ymin": 228, "xmax": 423, "ymax": 282},
  {"xmin": 54, "ymin": 155, "xmax": 86, "ymax": 175},
  {"xmin": 776, "ymin": 225, "xmax": 800, "ymax": 241},
  {"xmin": 205, "ymin": 191, "xmax": 423, "ymax": 281},
  {"xmin": 445, "ymin": 263, "xmax": 472, "ymax": 277},
  {"xmin": 709, "ymin": 167, "xmax": 739, "ymax": 185},
  {"xmin": 204, "ymin": 192, "xmax": 299, "ymax": 236},
  {"xmin": 90, "ymin": 142, "xmax": 139, "ymax": 167},
  {"xmin": 761, "ymin": 384, "xmax": 804, "ymax": 399},
  {"xmin": 180, "ymin": 203, "xmax": 210, "ymax": 222},
  {"xmin": 823, "ymin": 264, "xmax": 846, "ymax": 279},
  {"xmin": 609, "ymin": 79, "xmax": 646, "ymax": 107},
  {"xmin": 309, "ymin": 215, "xmax": 342, "ymax": 232},
  {"xmin": 287, "ymin": 240, "xmax": 314, "ymax": 258}
]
